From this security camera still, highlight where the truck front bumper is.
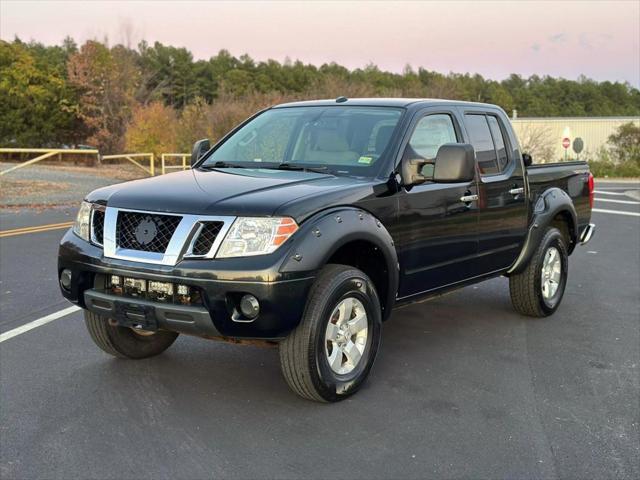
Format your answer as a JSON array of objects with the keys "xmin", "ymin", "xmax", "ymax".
[{"xmin": 58, "ymin": 230, "xmax": 315, "ymax": 340}]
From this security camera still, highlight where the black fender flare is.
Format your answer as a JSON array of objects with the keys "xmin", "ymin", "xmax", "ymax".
[
  {"xmin": 279, "ymin": 207, "xmax": 399, "ymax": 319},
  {"xmin": 508, "ymin": 187, "xmax": 578, "ymax": 275}
]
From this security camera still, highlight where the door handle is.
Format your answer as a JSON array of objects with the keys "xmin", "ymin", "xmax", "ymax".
[
  {"xmin": 509, "ymin": 187, "xmax": 524, "ymax": 196},
  {"xmin": 460, "ymin": 194, "xmax": 479, "ymax": 203}
]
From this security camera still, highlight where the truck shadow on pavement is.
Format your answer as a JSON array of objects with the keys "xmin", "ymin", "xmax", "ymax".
[{"xmin": 84, "ymin": 277, "xmax": 526, "ymax": 410}]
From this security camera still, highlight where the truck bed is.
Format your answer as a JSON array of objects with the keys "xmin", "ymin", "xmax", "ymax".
[{"xmin": 527, "ymin": 161, "xmax": 591, "ymax": 232}]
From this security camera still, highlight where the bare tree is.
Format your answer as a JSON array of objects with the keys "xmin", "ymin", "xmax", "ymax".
[
  {"xmin": 117, "ymin": 18, "xmax": 137, "ymax": 49},
  {"xmin": 515, "ymin": 123, "xmax": 556, "ymax": 164}
]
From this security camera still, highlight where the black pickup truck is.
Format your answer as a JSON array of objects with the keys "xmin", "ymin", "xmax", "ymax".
[{"xmin": 58, "ymin": 98, "xmax": 595, "ymax": 402}]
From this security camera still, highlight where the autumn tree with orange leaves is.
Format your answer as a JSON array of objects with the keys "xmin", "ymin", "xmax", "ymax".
[{"xmin": 67, "ymin": 41, "xmax": 139, "ymax": 153}]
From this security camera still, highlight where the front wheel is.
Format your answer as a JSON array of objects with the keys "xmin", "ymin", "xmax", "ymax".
[
  {"xmin": 84, "ymin": 311, "xmax": 179, "ymax": 359},
  {"xmin": 509, "ymin": 227, "xmax": 569, "ymax": 317},
  {"xmin": 279, "ymin": 264, "xmax": 382, "ymax": 402}
]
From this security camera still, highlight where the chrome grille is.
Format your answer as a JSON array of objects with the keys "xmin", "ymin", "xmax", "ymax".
[
  {"xmin": 116, "ymin": 211, "xmax": 182, "ymax": 253},
  {"xmin": 102, "ymin": 207, "xmax": 235, "ymax": 266},
  {"xmin": 91, "ymin": 209, "xmax": 105, "ymax": 245},
  {"xmin": 192, "ymin": 222, "xmax": 224, "ymax": 255}
]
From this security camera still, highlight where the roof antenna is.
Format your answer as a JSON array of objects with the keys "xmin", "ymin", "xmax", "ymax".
[{"xmin": 335, "ymin": 96, "xmax": 348, "ymax": 103}]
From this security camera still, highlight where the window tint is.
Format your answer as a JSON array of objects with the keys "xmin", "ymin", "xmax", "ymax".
[
  {"xmin": 464, "ymin": 114, "xmax": 499, "ymax": 175},
  {"xmin": 231, "ymin": 115, "xmax": 299, "ymax": 163},
  {"xmin": 204, "ymin": 106, "xmax": 403, "ymax": 177},
  {"xmin": 408, "ymin": 114, "xmax": 457, "ymax": 159},
  {"xmin": 487, "ymin": 116, "xmax": 509, "ymax": 170},
  {"xmin": 405, "ymin": 114, "xmax": 457, "ymax": 176}
]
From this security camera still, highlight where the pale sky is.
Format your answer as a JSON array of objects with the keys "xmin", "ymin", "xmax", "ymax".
[{"xmin": 1, "ymin": 0, "xmax": 639, "ymax": 86}]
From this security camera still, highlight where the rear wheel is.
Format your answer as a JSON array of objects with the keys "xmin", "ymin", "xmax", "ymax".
[
  {"xmin": 84, "ymin": 311, "xmax": 179, "ymax": 359},
  {"xmin": 509, "ymin": 227, "xmax": 568, "ymax": 317},
  {"xmin": 279, "ymin": 264, "xmax": 382, "ymax": 402}
]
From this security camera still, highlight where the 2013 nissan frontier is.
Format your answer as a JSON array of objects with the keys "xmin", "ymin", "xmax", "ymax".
[{"xmin": 58, "ymin": 98, "xmax": 595, "ymax": 402}]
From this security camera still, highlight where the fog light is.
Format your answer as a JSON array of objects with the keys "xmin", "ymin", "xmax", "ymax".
[
  {"xmin": 148, "ymin": 281, "xmax": 174, "ymax": 302},
  {"xmin": 177, "ymin": 284, "xmax": 189, "ymax": 296},
  {"xmin": 149, "ymin": 281, "xmax": 173, "ymax": 295},
  {"xmin": 60, "ymin": 269, "xmax": 72, "ymax": 290},
  {"xmin": 240, "ymin": 294, "xmax": 260, "ymax": 319},
  {"xmin": 123, "ymin": 277, "xmax": 146, "ymax": 296}
]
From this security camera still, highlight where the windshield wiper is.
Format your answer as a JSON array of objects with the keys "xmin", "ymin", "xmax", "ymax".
[
  {"xmin": 275, "ymin": 163, "xmax": 332, "ymax": 175},
  {"xmin": 201, "ymin": 161, "xmax": 245, "ymax": 169}
]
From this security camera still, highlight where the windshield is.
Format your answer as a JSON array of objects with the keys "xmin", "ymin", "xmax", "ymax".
[{"xmin": 202, "ymin": 106, "xmax": 403, "ymax": 176}]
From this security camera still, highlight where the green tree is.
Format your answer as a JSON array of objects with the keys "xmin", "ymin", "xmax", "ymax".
[
  {"xmin": 607, "ymin": 122, "xmax": 640, "ymax": 165},
  {"xmin": 0, "ymin": 40, "xmax": 79, "ymax": 146},
  {"xmin": 176, "ymin": 97, "xmax": 214, "ymax": 151},
  {"xmin": 3, "ymin": 36, "xmax": 640, "ymax": 152},
  {"xmin": 137, "ymin": 41, "xmax": 197, "ymax": 108}
]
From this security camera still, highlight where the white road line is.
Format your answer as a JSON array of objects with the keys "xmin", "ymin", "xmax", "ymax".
[
  {"xmin": 594, "ymin": 190, "xmax": 629, "ymax": 196},
  {"xmin": 595, "ymin": 198, "xmax": 640, "ymax": 205},
  {"xmin": 0, "ymin": 305, "xmax": 81, "ymax": 343},
  {"xmin": 592, "ymin": 208, "xmax": 640, "ymax": 217}
]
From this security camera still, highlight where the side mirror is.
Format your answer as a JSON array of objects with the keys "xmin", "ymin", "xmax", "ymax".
[
  {"xmin": 522, "ymin": 153, "xmax": 533, "ymax": 167},
  {"xmin": 432, "ymin": 143, "xmax": 476, "ymax": 183},
  {"xmin": 191, "ymin": 138, "xmax": 211, "ymax": 167}
]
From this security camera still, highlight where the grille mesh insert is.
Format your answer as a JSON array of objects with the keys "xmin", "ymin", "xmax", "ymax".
[
  {"xmin": 92, "ymin": 209, "xmax": 105, "ymax": 245},
  {"xmin": 116, "ymin": 211, "xmax": 182, "ymax": 253},
  {"xmin": 192, "ymin": 222, "xmax": 224, "ymax": 255}
]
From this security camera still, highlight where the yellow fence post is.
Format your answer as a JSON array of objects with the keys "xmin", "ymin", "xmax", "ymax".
[
  {"xmin": 101, "ymin": 153, "xmax": 154, "ymax": 176},
  {"xmin": 157, "ymin": 153, "xmax": 191, "ymax": 175},
  {"xmin": 0, "ymin": 148, "xmax": 100, "ymax": 175}
]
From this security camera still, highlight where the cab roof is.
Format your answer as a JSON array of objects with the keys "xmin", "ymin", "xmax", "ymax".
[{"xmin": 273, "ymin": 98, "xmax": 499, "ymax": 109}]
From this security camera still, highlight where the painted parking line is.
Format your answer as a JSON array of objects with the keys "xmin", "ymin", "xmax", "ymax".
[
  {"xmin": 594, "ymin": 190, "xmax": 630, "ymax": 196},
  {"xmin": 592, "ymin": 208, "xmax": 640, "ymax": 217},
  {"xmin": 595, "ymin": 198, "xmax": 640, "ymax": 205},
  {"xmin": 0, "ymin": 305, "xmax": 81, "ymax": 343},
  {"xmin": 0, "ymin": 221, "xmax": 73, "ymax": 238}
]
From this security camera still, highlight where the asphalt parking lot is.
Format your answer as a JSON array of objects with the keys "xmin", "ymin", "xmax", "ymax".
[{"xmin": 0, "ymin": 181, "xmax": 638, "ymax": 480}]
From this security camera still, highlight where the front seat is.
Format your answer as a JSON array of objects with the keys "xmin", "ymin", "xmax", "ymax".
[{"xmin": 304, "ymin": 129, "xmax": 359, "ymax": 165}]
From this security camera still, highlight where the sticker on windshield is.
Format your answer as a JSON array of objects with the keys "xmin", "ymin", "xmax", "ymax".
[
  {"xmin": 358, "ymin": 156, "xmax": 373, "ymax": 164},
  {"xmin": 253, "ymin": 158, "xmax": 262, "ymax": 162}
]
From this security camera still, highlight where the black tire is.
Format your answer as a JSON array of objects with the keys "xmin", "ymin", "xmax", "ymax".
[
  {"xmin": 279, "ymin": 264, "xmax": 382, "ymax": 402},
  {"xmin": 84, "ymin": 310, "xmax": 179, "ymax": 359},
  {"xmin": 509, "ymin": 227, "xmax": 569, "ymax": 317}
]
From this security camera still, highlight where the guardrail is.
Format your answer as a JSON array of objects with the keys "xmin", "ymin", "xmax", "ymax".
[
  {"xmin": 101, "ymin": 153, "xmax": 155, "ymax": 176},
  {"xmin": 0, "ymin": 148, "xmax": 100, "ymax": 176},
  {"xmin": 161, "ymin": 153, "xmax": 190, "ymax": 175}
]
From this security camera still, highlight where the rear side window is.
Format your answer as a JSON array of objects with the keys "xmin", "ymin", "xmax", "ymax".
[
  {"xmin": 464, "ymin": 114, "xmax": 499, "ymax": 175},
  {"xmin": 487, "ymin": 116, "xmax": 509, "ymax": 170}
]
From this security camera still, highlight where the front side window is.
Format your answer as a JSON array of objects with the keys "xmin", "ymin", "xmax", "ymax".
[
  {"xmin": 464, "ymin": 114, "xmax": 500, "ymax": 175},
  {"xmin": 404, "ymin": 114, "xmax": 458, "ymax": 176},
  {"xmin": 202, "ymin": 106, "xmax": 403, "ymax": 176}
]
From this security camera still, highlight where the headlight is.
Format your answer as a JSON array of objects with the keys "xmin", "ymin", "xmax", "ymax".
[
  {"xmin": 216, "ymin": 217, "xmax": 298, "ymax": 258},
  {"xmin": 73, "ymin": 201, "xmax": 92, "ymax": 241}
]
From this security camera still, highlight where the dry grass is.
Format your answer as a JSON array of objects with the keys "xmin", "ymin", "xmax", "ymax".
[
  {"xmin": 49, "ymin": 163, "xmax": 148, "ymax": 181},
  {"xmin": 0, "ymin": 178, "xmax": 70, "ymax": 201}
]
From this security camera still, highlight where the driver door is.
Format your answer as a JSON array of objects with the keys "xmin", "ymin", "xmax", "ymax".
[{"xmin": 397, "ymin": 108, "xmax": 480, "ymax": 299}]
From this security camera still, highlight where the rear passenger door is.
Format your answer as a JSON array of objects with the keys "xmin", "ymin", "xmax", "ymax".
[{"xmin": 459, "ymin": 108, "xmax": 528, "ymax": 273}]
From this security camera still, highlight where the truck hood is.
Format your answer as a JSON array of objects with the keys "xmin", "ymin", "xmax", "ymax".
[{"xmin": 86, "ymin": 167, "xmax": 382, "ymax": 222}]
